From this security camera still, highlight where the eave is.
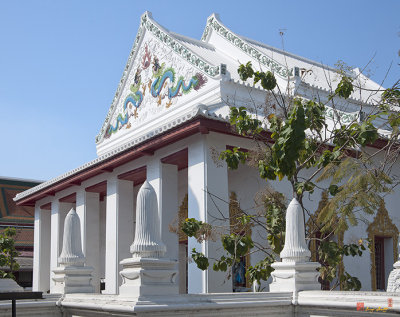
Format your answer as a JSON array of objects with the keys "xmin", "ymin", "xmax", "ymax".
[{"xmin": 15, "ymin": 117, "xmax": 233, "ymax": 207}]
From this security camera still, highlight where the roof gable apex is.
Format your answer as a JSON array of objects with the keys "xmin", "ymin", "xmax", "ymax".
[
  {"xmin": 201, "ymin": 13, "xmax": 293, "ymax": 79},
  {"xmin": 95, "ymin": 11, "xmax": 221, "ymax": 145}
]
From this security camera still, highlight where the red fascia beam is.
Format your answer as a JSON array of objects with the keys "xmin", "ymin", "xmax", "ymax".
[
  {"xmin": 100, "ymin": 167, "xmax": 114, "ymax": 173},
  {"xmin": 85, "ymin": 181, "xmax": 107, "ymax": 194},
  {"xmin": 160, "ymin": 148, "xmax": 188, "ymax": 170},
  {"xmin": 59, "ymin": 193, "xmax": 77, "ymax": 203},
  {"xmin": 118, "ymin": 166, "xmax": 147, "ymax": 184},
  {"xmin": 40, "ymin": 202, "xmax": 51, "ymax": 210}
]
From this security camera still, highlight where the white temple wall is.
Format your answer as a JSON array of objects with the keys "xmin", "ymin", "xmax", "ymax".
[{"xmin": 343, "ymin": 214, "xmax": 372, "ymax": 290}]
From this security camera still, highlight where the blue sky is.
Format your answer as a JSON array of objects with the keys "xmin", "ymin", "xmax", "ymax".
[{"xmin": 1, "ymin": 0, "xmax": 399, "ymax": 181}]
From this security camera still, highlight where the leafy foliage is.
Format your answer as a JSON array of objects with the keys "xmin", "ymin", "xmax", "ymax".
[
  {"xmin": 238, "ymin": 62, "xmax": 276, "ymax": 91},
  {"xmin": 191, "ymin": 248, "xmax": 209, "ymax": 271},
  {"xmin": 219, "ymin": 147, "xmax": 248, "ymax": 169},
  {"xmin": 181, "ymin": 61, "xmax": 400, "ymax": 291},
  {"xmin": 264, "ymin": 192, "xmax": 286, "ymax": 254},
  {"xmin": 246, "ymin": 255, "xmax": 275, "ymax": 287},
  {"xmin": 182, "ymin": 218, "xmax": 212, "ymax": 242},
  {"xmin": 0, "ymin": 228, "xmax": 19, "ymax": 280},
  {"xmin": 335, "ymin": 76, "xmax": 354, "ymax": 99},
  {"xmin": 222, "ymin": 234, "xmax": 254, "ymax": 258},
  {"xmin": 317, "ymin": 240, "xmax": 367, "ymax": 290}
]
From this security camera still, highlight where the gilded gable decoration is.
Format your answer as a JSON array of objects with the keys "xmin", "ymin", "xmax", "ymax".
[{"xmin": 367, "ymin": 201, "xmax": 399, "ymax": 291}]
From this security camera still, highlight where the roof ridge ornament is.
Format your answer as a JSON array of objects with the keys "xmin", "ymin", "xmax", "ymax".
[
  {"xmin": 201, "ymin": 13, "xmax": 294, "ymax": 79},
  {"xmin": 95, "ymin": 11, "xmax": 219, "ymax": 145}
]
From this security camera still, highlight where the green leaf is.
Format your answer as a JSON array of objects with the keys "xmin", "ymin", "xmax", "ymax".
[
  {"xmin": 222, "ymin": 234, "xmax": 254, "ymax": 258},
  {"xmin": 335, "ymin": 76, "xmax": 354, "ymax": 99},
  {"xmin": 220, "ymin": 147, "xmax": 248, "ymax": 170},
  {"xmin": 238, "ymin": 62, "xmax": 254, "ymax": 81},
  {"xmin": 328, "ymin": 184, "xmax": 340, "ymax": 196},
  {"xmin": 191, "ymin": 249, "xmax": 209, "ymax": 270},
  {"xmin": 181, "ymin": 218, "xmax": 203, "ymax": 237}
]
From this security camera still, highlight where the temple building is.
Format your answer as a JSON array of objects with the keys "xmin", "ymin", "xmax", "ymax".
[{"xmin": 14, "ymin": 11, "xmax": 397, "ymax": 296}]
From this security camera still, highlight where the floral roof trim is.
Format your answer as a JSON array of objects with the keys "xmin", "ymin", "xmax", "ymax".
[
  {"xmin": 95, "ymin": 11, "xmax": 220, "ymax": 144},
  {"xmin": 201, "ymin": 14, "xmax": 293, "ymax": 79}
]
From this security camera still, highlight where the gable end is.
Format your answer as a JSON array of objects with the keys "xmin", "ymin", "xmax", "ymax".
[
  {"xmin": 95, "ymin": 11, "xmax": 220, "ymax": 145},
  {"xmin": 201, "ymin": 14, "xmax": 293, "ymax": 79}
]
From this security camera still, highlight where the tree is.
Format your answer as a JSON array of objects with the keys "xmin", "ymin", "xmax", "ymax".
[
  {"xmin": 0, "ymin": 228, "xmax": 20, "ymax": 280},
  {"xmin": 181, "ymin": 61, "xmax": 400, "ymax": 291}
]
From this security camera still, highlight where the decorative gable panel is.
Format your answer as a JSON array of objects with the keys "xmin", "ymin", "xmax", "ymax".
[
  {"xmin": 95, "ymin": 12, "xmax": 219, "ymax": 152},
  {"xmin": 104, "ymin": 36, "xmax": 209, "ymax": 140}
]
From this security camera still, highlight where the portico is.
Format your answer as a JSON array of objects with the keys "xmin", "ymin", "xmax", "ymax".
[{"xmin": 23, "ymin": 118, "xmax": 240, "ymax": 295}]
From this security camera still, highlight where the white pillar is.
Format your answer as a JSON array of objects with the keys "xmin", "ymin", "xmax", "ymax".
[
  {"xmin": 147, "ymin": 158, "xmax": 162, "ymax": 226},
  {"xmin": 32, "ymin": 205, "xmax": 51, "ymax": 292},
  {"xmin": 187, "ymin": 134, "xmax": 231, "ymax": 293},
  {"xmin": 76, "ymin": 190, "xmax": 101, "ymax": 292},
  {"xmin": 103, "ymin": 177, "xmax": 134, "ymax": 294},
  {"xmin": 147, "ymin": 159, "xmax": 179, "ymax": 261},
  {"xmin": 99, "ymin": 200, "xmax": 107, "ymax": 285},
  {"xmin": 50, "ymin": 200, "xmax": 71, "ymax": 293}
]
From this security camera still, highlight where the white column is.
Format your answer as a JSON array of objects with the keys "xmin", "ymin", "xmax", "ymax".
[
  {"xmin": 50, "ymin": 201, "xmax": 71, "ymax": 293},
  {"xmin": 32, "ymin": 205, "xmax": 51, "ymax": 292},
  {"xmin": 147, "ymin": 158, "xmax": 162, "ymax": 225},
  {"xmin": 50, "ymin": 200, "xmax": 61, "ymax": 293},
  {"xmin": 147, "ymin": 159, "xmax": 179, "ymax": 261},
  {"xmin": 99, "ymin": 200, "xmax": 107, "ymax": 284},
  {"xmin": 187, "ymin": 134, "xmax": 230, "ymax": 293},
  {"xmin": 76, "ymin": 190, "xmax": 100, "ymax": 292},
  {"xmin": 103, "ymin": 177, "xmax": 134, "ymax": 294}
]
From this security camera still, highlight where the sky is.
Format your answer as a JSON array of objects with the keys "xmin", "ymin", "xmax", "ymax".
[{"xmin": 0, "ymin": 0, "xmax": 399, "ymax": 181}]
